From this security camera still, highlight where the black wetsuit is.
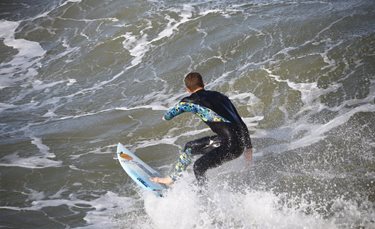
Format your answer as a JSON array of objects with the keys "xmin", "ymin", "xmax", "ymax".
[{"xmin": 164, "ymin": 89, "xmax": 252, "ymax": 183}]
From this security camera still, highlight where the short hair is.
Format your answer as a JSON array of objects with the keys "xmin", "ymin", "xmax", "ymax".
[{"xmin": 184, "ymin": 72, "xmax": 204, "ymax": 91}]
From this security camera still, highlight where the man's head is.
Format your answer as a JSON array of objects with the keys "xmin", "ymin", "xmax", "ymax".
[{"xmin": 184, "ymin": 72, "xmax": 204, "ymax": 93}]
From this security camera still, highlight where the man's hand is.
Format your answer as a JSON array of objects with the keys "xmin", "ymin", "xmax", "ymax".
[
  {"xmin": 244, "ymin": 148, "xmax": 253, "ymax": 162},
  {"xmin": 150, "ymin": 176, "xmax": 174, "ymax": 186}
]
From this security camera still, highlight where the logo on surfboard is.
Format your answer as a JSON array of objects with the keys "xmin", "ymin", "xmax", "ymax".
[
  {"xmin": 136, "ymin": 177, "xmax": 149, "ymax": 188},
  {"xmin": 120, "ymin": 152, "xmax": 133, "ymax": 160}
]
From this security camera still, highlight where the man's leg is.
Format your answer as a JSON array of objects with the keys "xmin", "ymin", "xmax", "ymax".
[
  {"xmin": 169, "ymin": 135, "xmax": 221, "ymax": 181},
  {"xmin": 184, "ymin": 135, "xmax": 221, "ymax": 155},
  {"xmin": 193, "ymin": 140, "xmax": 243, "ymax": 184}
]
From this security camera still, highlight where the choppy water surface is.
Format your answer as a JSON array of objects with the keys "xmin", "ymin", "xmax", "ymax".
[{"xmin": 0, "ymin": 0, "xmax": 374, "ymax": 228}]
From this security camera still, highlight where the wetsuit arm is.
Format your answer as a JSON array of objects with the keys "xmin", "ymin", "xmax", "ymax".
[
  {"xmin": 163, "ymin": 102, "xmax": 188, "ymax": 120},
  {"xmin": 164, "ymin": 101, "xmax": 230, "ymax": 122}
]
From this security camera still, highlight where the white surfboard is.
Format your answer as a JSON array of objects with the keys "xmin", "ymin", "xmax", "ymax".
[{"xmin": 116, "ymin": 143, "xmax": 166, "ymax": 196}]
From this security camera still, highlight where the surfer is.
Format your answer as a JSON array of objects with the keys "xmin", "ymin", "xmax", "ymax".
[{"xmin": 151, "ymin": 72, "xmax": 253, "ymax": 185}]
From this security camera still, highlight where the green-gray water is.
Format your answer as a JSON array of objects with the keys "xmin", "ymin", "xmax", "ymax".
[{"xmin": 0, "ymin": 0, "xmax": 374, "ymax": 228}]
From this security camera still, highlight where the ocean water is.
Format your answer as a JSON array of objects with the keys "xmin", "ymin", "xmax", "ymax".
[{"xmin": 0, "ymin": 0, "xmax": 374, "ymax": 228}]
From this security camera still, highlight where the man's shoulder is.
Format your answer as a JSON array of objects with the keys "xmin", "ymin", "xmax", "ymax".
[
  {"xmin": 205, "ymin": 90, "xmax": 229, "ymax": 100},
  {"xmin": 180, "ymin": 89, "xmax": 228, "ymax": 104},
  {"xmin": 180, "ymin": 94, "xmax": 196, "ymax": 103}
]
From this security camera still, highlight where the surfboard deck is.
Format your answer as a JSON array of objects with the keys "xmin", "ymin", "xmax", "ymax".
[{"xmin": 116, "ymin": 143, "xmax": 166, "ymax": 196}]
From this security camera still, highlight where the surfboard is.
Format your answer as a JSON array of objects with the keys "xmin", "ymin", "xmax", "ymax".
[{"xmin": 116, "ymin": 143, "xmax": 166, "ymax": 196}]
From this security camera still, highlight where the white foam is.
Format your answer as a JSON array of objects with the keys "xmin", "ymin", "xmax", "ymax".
[
  {"xmin": 48, "ymin": 71, "xmax": 126, "ymax": 119},
  {"xmin": 257, "ymin": 98, "xmax": 375, "ymax": 155},
  {"xmin": 0, "ymin": 20, "xmax": 45, "ymax": 62},
  {"xmin": 0, "ymin": 20, "xmax": 46, "ymax": 89},
  {"xmin": 42, "ymin": 109, "xmax": 58, "ymax": 118},
  {"xmin": 141, "ymin": 178, "xmax": 337, "ymax": 229},
  {"xmin": 26, "ymin": 188, "xmax": 46, "ymax": 201},
  {"xmin": 32, "ymin": 79, "xmax": 66, "ymax": 91},
  {"xmin": 263, "ymin": 67, "xmax": 340, "ymax": 106},
  {"xmin": 0, "ymin": 152, "xmax": 62, "ymax": 169},
  {"xmin": 0, "ymin": 190, "xmax": 135, "ymax": 229},
  {"xmin": 121, "ymin": 5, "xmax": 194, "ymax": 69},
  {"xmin": 0, "ymin": 133, "xmax": 62, "ymax": 169},
  {"xmin": 30, "ymin": 136, "xmax": 56, "ymax": 159},
  {"xmin": 242, "ymin": 116, "xmax": 264, "ymax": 128},
  {"xmin": 229, "ymin": 91, "xmax": 262, "ymax": 106},
  {"xmin": 67, "ymin": 78, "xmax": 77, "ymax": 86},
  {"xmin": 114, "ymin": 89, "xmax": 186, "ymax": 113},
  {"xmin": 47, "ymin": 39, "xmax": 80, "ymax": 64},
  {"xmin": 69, "ymin": 146, "xmax": 114, "ymax": 160},
  {"xmin": 121, "ymin": 29, "xmax": 152, "ymax": 67},
  {"xmin": 59, "ymin": 0, "xmax": 82, "ymax": 8},
  {"xmin": 154, "ymin": 5, "xmax": 193, "ymax": 42},
  {"xmin": 116, "ymin": 104, "xmax": 168, "ymax": 112},
  {"xmin": 291, "ymin": 103, "xmax": 375, "ymax": 151},
  {"xmin": 48, "ymin": 188, "xmax": 68, "ymax": 199},
  {"xmin": 75, "ymin": 192, "xmax": 136, "ymax": 229},
  {"xmin": 0, "ymin": 103, "xmax": 17, "ymax": 112}
]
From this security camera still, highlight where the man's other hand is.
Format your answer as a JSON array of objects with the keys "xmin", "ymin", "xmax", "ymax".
[{"xmin": 244, "ymin": 148, "xmax": 253, "ymax": 162}]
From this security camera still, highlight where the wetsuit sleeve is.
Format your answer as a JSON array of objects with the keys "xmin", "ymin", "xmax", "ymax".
[
  {"xmin": 164, "ymin": 101, "xmax": 230, "ymax": 122},
  {"xmin": 163, "ymin": 102, "xmax": 187, "ymax": 120}
]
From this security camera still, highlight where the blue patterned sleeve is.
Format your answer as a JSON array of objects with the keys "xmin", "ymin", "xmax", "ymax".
[
  {"xmin": 163, "ymin": 102, "xmax": 188, "ymax": 120},
  {"xmin": 163, "ymin": 102, "xmax": 230, "ymax": 123}
]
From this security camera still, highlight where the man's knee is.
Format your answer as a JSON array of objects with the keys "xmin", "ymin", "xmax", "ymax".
[
  {"xmin": 193, "ymin": 159, "xmax": 208, "ymax": 180},
  {"xmin": 183, "ymin": 141, "xmax": 194, "ymax": 152}
]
